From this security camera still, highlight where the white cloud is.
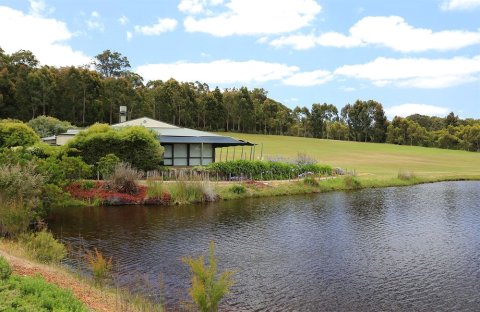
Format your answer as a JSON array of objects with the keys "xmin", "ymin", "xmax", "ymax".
[
  {"xmin": 385, "ymin": 104, "xmax": 451, "ymax": 119},
  {"xmin": 134, "ymin": 18, "xmax": 177, "ymax": 36},
  {"xmin": 335, "ymin": 55, "xmax": 480, "ymax": 88},
  {"xmin": 441, "ymin": 0, "xmax": 480, "ymax": 10},
  {"xmin": 178, "ymin": 0, "xmax": 224, "ymax": 15},
  {"xmin": 0, "ymin": 6, "xmax": 90, "ymax": 67},
  {"xmin": 282, "ymin": 69, "xmax": 332, "ymax": 86},
  {"xmin": 136, "ymin": 60, "xmax": 299, "ymax": 84},
  {"xmin": 126, "ymin": 31, "xmax": 133, "ymax": 41},
  {"xmin": 119, "ymin": 15, "xmax": 129, "ymax": 25},
  {"xmin": 183, "ymin": 0, "xmax": 322, "ymax": 36},
  {"xmin": 86, "ymin": 11, "xmax": 104, "ymax": 31},
  {"xmin": 270, "ymin": 16, "xmax": 480, "ymax": 52},
  {"xmin": 270, "ymin": 33, "xmax": 318, "ymax": 50}
]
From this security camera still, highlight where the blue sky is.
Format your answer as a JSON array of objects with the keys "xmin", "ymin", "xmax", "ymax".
[{"xmin": 1, "ymin": 0, "xmax": 479, "ymax": 119}]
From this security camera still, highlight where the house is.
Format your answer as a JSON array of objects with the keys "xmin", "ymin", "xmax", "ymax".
[{"xmin": 43, "ymin": 117, "xmax": 254, "ymax": 166}]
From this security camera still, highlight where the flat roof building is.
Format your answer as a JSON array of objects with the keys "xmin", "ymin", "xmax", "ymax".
[{"xmin": 44, "ymin": 117, "xmax": 254, "ymax": 166}]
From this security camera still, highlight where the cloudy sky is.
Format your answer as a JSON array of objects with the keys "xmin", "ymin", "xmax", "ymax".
[{"xmin": 1, "ymin": 0, "xmax": 479, "ymax": 119}]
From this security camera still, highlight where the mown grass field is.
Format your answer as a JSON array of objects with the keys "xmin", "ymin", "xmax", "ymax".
[{"xmin": 216, "ymin": 133, "xmax": 480, "ymax": 179}]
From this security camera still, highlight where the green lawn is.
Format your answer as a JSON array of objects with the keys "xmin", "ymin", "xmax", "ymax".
[{"xmin": 216, "ymin": 133, "xmax": 480, "ymax": 179}]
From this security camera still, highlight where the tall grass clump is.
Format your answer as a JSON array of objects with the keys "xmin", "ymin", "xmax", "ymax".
[
  {"xmin": 86, "ymin": 248, "xmax": 113, "ymax": 285},
  {"xmin": 21, "ymin": 230, "xmax": 67, "ymax": 263},
  {"xmin": 398, "ymin": 170, "xmax": 416, "ymax": 181},
  {"xmin": 0, "ymin": 162, "xmax": 45, "ymax": 237},
  {"xmin": 200, "ymin": 180, "xmax": 219, "ymax": 202},
  {"xmin": 0, "ymin": 256, "xmax": 12, "ymax": 280},
  {"xmin": 182, "ymin": 242, "xmax": 234, "ymax": 312},
  {"xmin": 303, "ymin": 176, "xmax": 319, "ymax": 187},
  {"xmin": 229, "ymin": 184, "xmax": 246, "ymax": 194},
  {"xmin": 343, "ymin": 175, "xmax": 361, "ymax": 189},
  {"xmin": 104, "ymin": 162, "xmax": 143, "ymax": 194},
  {"xmin": 169, "ymin": 180, "xmax": 204, "ymax": 204}
]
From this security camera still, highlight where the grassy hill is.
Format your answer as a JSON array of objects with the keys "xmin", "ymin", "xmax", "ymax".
[{"xmin": 216, "ymin": 133, "xmax": 480, "ymax": 179}]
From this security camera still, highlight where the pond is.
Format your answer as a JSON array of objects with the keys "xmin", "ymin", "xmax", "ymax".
[{"xmin": 49, "ymin": 181, "xmax": 480, "ymax": 311}]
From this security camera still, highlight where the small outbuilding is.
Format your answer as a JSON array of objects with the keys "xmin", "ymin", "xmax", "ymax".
[
  {"xmin": 112, "ymin": 117, "xmax": 254, "ymax": 166},
  {"xmin": 44, "ymin": 117, "xmax": 254, "ymax": 167}
]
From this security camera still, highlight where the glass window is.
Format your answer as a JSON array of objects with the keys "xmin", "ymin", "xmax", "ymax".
[
  {"xmin": 202, "ymin": 144, "xmax": 213, "ymax": 157},
  {"xmin": 190, "ymin": 144, "xmax": 201, "ymax": 157},
  {"xmin": 189, "ymin": 158, "xmax": 201, "ymax": 166},
  {"xmin": 174, "ymin": 144, "xmax": 187, "ymax": 157},
  {"xmin": 202, "ymin": 157, "xmax": 213, "ymax": 165},
  {"xmin": 173, "ymin": 158, "xmax": 188, "ymax": 166},
  {"xmin": 164, "ymin": 159, "xmax": 173, "ymax": 166},
  {"xmin": 164, "ymin": 145, "xmax": 172, "ymax": 158}
]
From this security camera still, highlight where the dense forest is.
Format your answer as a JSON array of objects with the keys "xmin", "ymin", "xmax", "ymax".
[{"xmin": 1, "ymin": 48, "xmax": 479, "ymax": 152}]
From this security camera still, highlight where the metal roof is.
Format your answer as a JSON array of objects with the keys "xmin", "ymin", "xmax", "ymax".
[
  {"xmin": 159, "ymin": 135, "xmax": 254, "ymax": 146},
  {"xmin": 113, "ymin": 117, "xmax": 254, "ymax": 147}
]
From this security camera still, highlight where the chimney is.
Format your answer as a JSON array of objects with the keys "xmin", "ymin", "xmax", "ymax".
[{"xmin": 119, "ymin": 106, "xmax": 127, "ymax": 123}]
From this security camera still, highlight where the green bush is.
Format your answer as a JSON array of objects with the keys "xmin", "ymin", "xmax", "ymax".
[
  {"xmin": 0, "ymin": 256, "xmax": 12, "ymax": 280},
  {"xmin": 0, "ymin": 120, "xmax": 40, "ymax": 148},
  {"xmin": 22, "ymin": 231, "xmax": 67, "ymax": 264},
  {"xmin": 27, "ymin": 115, "xmax": 74, "ymax": 138},
  {"xmin": 0, "ymin": 162, "xmax": 45, "ymax": 236},
  {"xmin": 67, "ymin": 124, "xmax": 164, "ymax": 171},
  {"xmin": 207, "ymin": 160, "xmax": 332, "ymax": 181},
  {"xmin": 0, "ymin": 274, "xmax": 87, "ymax": 311},
  {"xmin": 182, "ymin": 242, "xmax": 233, "ymax": 312},
  {"xmin": 229, "ymin": 184, "xmax": 246, "ymax": 194},
  {"xmin": 97, "ymin": 153, "xmax": 120, "ymax": 179}
]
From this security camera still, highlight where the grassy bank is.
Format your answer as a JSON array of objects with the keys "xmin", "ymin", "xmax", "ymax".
[
  {"xmin": 213, "ymin": 174, "xmax": 480, "ymax": 202},
  {"xmin": 216, "ymin": 133, "xmax": 480, "ymax": 179},
  {"xmin": 0, "ymin": 239, "xmax": 163, "ymax": 312}
]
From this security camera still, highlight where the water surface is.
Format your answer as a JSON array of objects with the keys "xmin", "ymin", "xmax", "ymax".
[{"xmin": 49, "ymin": 181, "xmax": 480, "ymax": 311}]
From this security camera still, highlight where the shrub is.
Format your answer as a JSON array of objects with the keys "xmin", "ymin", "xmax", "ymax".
[
  {"xmin": 398, "ymin": 170, "xmax": 416, "ymax": 181},
  {"xmin": 229, "ymin": 184, "xmax": 246, "ymax": 194},
  {"xmin": 0, "ymin": 162, "xmax": 45, "ymax": 236},
  {"xmin": 27, "ymin": 115, "xmax": 74, "ymax": 138},
  {"xmin": 22, "ymin": 231, "xmax": 67, "ymax": 264},
  {"xmin": 104, "ymin": 162, "xmax": 143, "ymax": 195},
  {"xmin": 0, "ymin": 274, "xmax": 87, "ymax": 311},
  {"xmin": 182, "ymin": 242, "xmax": 233, "ymax": 312},
  {"xmin": 303, "ymin": 176, "xmax": 319, "ymax": 187},
  {"xmin": 67, "ymin": 124, "xmax": 164, "ymax": 171},
  {"xmin": 0, "ymin": 120, "xmax": 40, "ymax": 148},
  {"xmin": 97, "ymin": 153, "xmax": 120, "ymax": 179},
  {"xmin": 344, "ymin": 176, "xmax": 361, "ymax": 189},
  {"xmin": 86, "ymin": 248, "xmax": 112, "ymax": 285},
  {"xmin": 81, "ymin": 180, "xmax": 96, "ymax": 190},
  {"xmin": 0, "ymin": 256, "xmax": 12, "ymax": 280},
  {"xmin": 207, "ymin": 160, "xmax": 332, "ymax": 181}
]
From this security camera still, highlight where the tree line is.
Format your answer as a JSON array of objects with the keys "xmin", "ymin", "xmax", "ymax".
[{"xmin": 1, "ymin": 48, "xmax": 479, "ymax": 152}]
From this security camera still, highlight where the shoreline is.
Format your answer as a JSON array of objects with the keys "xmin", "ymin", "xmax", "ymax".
[{"xmin": 69, "ymin": 174, "xmax": 480, "ymax": 207}]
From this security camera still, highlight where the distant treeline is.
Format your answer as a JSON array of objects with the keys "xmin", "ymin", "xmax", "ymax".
[{"xmin": 1, "ymin": 48, "xmax": 479, "ymax": 152}]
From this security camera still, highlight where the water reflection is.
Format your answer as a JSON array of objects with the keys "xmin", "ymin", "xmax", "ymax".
[{"xmin": 49, "ymin": 181, "xmax": 480, "ymax": 311}]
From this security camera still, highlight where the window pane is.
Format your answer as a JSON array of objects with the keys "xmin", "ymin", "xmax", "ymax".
[
  {"xmin": 202, "ymin": 157, "xmax": 213, "ymax": 165},
  {"xmin": 174, "ymin": 144, "xmax": 187, "ymax": 157},
  {"xmin": 190, "ymin": 144, "xmax": 201, "ymax": 157},
  {"xmin": 164, "ymin": 159, "xmax": 173, "ymax": 166},
  {"xmin": 174, "ymin": 158, "xmax": 187, "ymax": 166},
  {"xmin": 189, "ymin": 158, "xmax": 201, "ymax": 166},
  {"xmin": 164, "ymin": 145, "xmax": 172, "ymax": 158},
  {"xmin": 202, "ymin": 144, "xmax": 213, "ymax": 157}
]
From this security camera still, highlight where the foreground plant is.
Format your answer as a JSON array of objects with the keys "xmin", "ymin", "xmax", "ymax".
[
  {"xmin": 86, "ymin": 248, "xmax": 113, "ymax": 285},
  {"xmin": 182, "ymin": 242, "xmax": 234, "ymax": 312},
  {"xmin": 22, "ymin": 230, "xmax": 67, "ymax": 264}
]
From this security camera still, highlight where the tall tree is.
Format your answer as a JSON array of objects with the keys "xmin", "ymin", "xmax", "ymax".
[{"xmin": 93, "ymin": 50, "xmax": 130, "ymax": 78}]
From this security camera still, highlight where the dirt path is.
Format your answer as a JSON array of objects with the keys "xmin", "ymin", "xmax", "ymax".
[{"xmin": 0, "ymin": 248, "xmax": 134, "ymax": 312}]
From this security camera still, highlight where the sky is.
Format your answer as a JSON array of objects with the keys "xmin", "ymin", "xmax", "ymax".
[{"xmin": 0, "ymin": 0, "xmax": 479, "ymax": 120}]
